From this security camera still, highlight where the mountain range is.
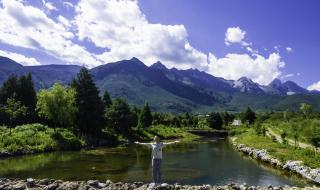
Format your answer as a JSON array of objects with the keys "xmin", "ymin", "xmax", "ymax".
[{"xmin": 1, "ymin": 56, "xmax": 319, "ymax": 113}]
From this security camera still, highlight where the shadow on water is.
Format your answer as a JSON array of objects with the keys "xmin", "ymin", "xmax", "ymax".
[{"xmin": 0, "ymin": 138, "xmax": 313, "ymax": 187}]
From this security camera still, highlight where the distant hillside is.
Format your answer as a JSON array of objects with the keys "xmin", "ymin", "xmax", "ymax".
[{"xmin": 1, "ymin": 56, "xmax": 319, "ymax": 113}]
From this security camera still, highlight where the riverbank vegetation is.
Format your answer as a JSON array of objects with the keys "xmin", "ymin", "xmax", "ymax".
[
  {"xmin": 1, "ymin": 68, "xmax": 319, "ymax": 160},
  {"xmin": 228, "ymin": 106, "xmax": 320, "ymax": 169},
  {"xmin": 0, "ymin": 69, "xmax": 216, "ymax": 156}
]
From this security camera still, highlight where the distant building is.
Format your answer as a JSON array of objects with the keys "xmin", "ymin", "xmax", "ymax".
[{"xmin": 231, "ymin": 119, "xmax": 242, "ymax": 126}]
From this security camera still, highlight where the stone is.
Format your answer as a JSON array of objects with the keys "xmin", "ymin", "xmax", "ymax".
[
  {"xmin": 98, "ymin": 183, "xmax": 107, "ymax": 188},
  {"xmin": 39, "ymin": 178, "xmax": 50, "ymax": 185},
  {"xmin": 26, "ymin": 178, "xmax": 35, "ymax": 187},
  {"xmin": 44, "ymin": 183, "xmax": 59, "ymax": 190},
  {"xmin": 12, "ymin": 182, "xmax": 26, "ymax": 190},
  {"xmin": 87, "ymin": 180, "xmax": 99, "ymax": 187}
]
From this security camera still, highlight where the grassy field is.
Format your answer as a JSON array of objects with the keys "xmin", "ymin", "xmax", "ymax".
[
  {"xmin": 0, "ymin": 124, "xmax": 84, "ymax": 155},
  {"xmin": 0, "ymin": 124, "xmax": 200, "ymax": 156},
  {"xmin": 229, "ymin": 126, "xmax": 320, "ymax": 168}
]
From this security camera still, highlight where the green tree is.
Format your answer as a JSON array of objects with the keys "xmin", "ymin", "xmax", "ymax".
[
  {"xmin": 138, "ymin": 103, "xmax": 153, "ymax": 128},
  {"xmin": 281, "ymin": 131, "xmax": 288, "ymax": 144},
  {"xmin": 300, "ymin": 103, "xmax": 312, "ymax": 118},
  {"xmin": 0, "ymin": 75, "xmax": 18, "ymax": 105},
  {"xmin": 207, "ymin": 112, "xmax": 223, "ymax": 130},
  {"xmin": 4, "ymin": 95, "xmax": 27, "ymax": 134},
  {"xmin": 309, "ymin": 120, "xmax": 320, "ymax": 148},
  {"xmin": 103, "ymin": 90, "xmax": 112, "ymax": 108},
  {"xmin": 241, "ymin": 107, "xmax": 256, "ymax": 125},
  {"xmin": 71, "ymin": 68, "xmax": 105, "ymax": 136},
  {"xmin": 36, "ymin": 83, "xmax": 77, "ymax": 130},
  {"xmin": 17, "ymin": 73, "xmax": 37, "ymax": 122},
  {"xmin": 106, "ymin": 98, "xmax": 136, "ymax": 136},
  {"xmin": 221, "ymin": 112, "xmax": 235, "ymax": 126}
]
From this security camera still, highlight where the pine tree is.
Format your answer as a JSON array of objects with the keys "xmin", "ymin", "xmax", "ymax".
[
  {"xmin": 138, "ymin": 102, "xmax": 152, "ymax": 128},
  {"xmin": 0, "ymin": 75, "xmax": 18, "ymax": 105},
  {"xmin": 207, "ymin": 112, "xmax": 223, "ymax": 130},
  {"xmin": 241, "ymin": 107, "xmax": 256, "ymax": 125},
  {"xmin": 17, "ymin": 73, "xmax": 37, "ymax": 122},
  {"xmin": 103, "ymin": 90, "xmax": 112, "ymax": 108},
  {"xmin": 71, "ymin": 68, "xmax": 105, "ymax": 136}
]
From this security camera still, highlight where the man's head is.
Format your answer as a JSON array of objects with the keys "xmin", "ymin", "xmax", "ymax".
[{"xmin": 154, "ymin": 136, "xmax": 160, "ymax": 143}]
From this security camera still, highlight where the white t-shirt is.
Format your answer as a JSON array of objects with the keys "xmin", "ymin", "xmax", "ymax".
[{"xmin": 151, "ymin": 142, "xmax": 164, "ymax": 159}]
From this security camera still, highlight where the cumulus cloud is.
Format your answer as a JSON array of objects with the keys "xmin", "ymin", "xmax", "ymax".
[
  {"xmin": 225, "ymin": 27, "xmax": 249, "ymax": 46},
  {"xmin": 0, "ymin": 50, "xmax": 41, "ymax": 66},
  {"xmin": 0, "ymin": 0, "xmax": 101, "ymax": 67},
  {"xmin": 307, "ymin": 81, "xmax": 320, "ymax": 91},
  {"xmin": 208, "ymin": 53, "xmax": 285, "ymax": 85},
  {"xmin": 74, "ymin": 0, "xmax": 208, "ymax": 69},
  {"xmin": 0, "ymin": 0, "xmax": 286, "ymax": 85}
]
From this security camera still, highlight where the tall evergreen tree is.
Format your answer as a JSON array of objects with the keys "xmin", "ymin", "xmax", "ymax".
[
  {"xmin": 0, "ymin": 75, "xmax": 18, "ymax": 105},
  {"xmin": 138, "ymin": 102, "xmax": 153, "ymax": 128},
  {"xmin": 241, "ymin": 107, "xmax": 256, "ymax": 125},
  {"xmin": 207, "ymin": 112, "xmax": 223, "ymax": 130},
  {"xmin": 71, "ymin": 68, "xmax": 105, "ymax": 135},
  {"xmin": 103, "ymin": 90, "xmax": 112, "ymax": 108},
  {"xmin": 17, "ymin": 73, "xmax": 37, "ymax": 122}
]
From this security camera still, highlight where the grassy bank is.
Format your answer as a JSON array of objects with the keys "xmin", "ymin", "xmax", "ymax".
[
  {"xmin": 0, "ymin": 124, "xmax": 84, "ymax": 155},
  {"xmin": 0, "ymin": 124, "xmax": 201, "ymax": 157},
  {"xmin": 229, "ymin": 126, "xmax": 320, "ymax": 168}
]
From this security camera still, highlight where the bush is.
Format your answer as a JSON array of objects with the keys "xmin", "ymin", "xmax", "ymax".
[{"xmin": 0, "ymin": 124, "xmax": 83, "ymax": 154}]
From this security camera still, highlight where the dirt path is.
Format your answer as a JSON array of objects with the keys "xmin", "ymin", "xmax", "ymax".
[{"xmin": 266, "ymin": 128, "xmax": 319, "ymax": 152}]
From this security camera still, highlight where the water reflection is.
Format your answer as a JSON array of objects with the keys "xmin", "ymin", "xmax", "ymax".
[{"xmin": 0, "ymin": 140, "xmax": 311, "ymax": 186}]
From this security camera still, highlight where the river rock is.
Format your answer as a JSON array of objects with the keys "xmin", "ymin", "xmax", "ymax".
[
  {"xmin": 39, "ymin": 178, "xmax": 50, "ymax": 185},
  {"xmin": 44, "ymin": 183, "xmax": 59, "ymax": 190},
  {"xmin": 12, "ymin": 182, "xmax": 26, "ymax": 190},
  {"xmin": 87, "ymin": 180, "xmax": 99, "ymax": 187},
  {"xmin": 26, "ymin": 178, "xmax": 35, "ymax": 187}
]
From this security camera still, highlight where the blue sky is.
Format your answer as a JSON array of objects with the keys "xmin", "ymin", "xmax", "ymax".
[{"xmin": 0, "ymin": 0, "xmax": 319, "ymax": 90}]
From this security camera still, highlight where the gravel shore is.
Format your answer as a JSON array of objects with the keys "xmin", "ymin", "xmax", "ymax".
[{"xmin": 0, "ymin": 178, "xmax": 319, "ymax": 190}]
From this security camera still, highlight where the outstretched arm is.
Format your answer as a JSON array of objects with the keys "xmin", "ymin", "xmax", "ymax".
[
  {"xmin": 163, "ymin": 140, "xmax": 180, "ymax": 145},
  {"xmin": 134, "ymin": 141, "xmax": 152, "ymax": 146}
]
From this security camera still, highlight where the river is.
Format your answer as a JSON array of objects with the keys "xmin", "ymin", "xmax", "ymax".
[{"xmin": 0, "ymin": 139, "xmax": 310, "ymax": 186}]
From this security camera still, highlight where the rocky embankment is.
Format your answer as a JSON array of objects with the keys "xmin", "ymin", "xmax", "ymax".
[
  {"xmin": 0, "ymin": 178, "xmax": 318, "ymax": 190},
  {"xmin": 231, "ymin": 138, "xmax": 320, "ymax": 185}
]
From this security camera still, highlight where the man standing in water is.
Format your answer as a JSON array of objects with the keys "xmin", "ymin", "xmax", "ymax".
[{"xmin": 135, "ymin": 136, "xmax": 179, "ymax": 187}]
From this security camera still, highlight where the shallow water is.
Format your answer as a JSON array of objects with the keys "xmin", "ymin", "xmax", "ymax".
[{"xmin": 0, "ymin": 139, "xmax": 310, "ymax": 186}]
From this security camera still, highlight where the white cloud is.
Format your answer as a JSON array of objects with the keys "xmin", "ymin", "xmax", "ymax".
[
  {"xmin": 57, "ymin": 15, "xmax": 71, "ymax": 27},
  {"xmin": 307, "ymin": 81, "xmax": 320, "ymax": 91},
  {"xmin": 0, "ymin": 0, "xmax": 102, "ymax": 67},
  {"xmin": 42, "ymin": 0, "xmax": 58, "ymax": 12},
  {"xmin": 0, "ymin": 50, "xmax": 41, "ymax": 66},
  {"xmin": 286, "ymin": 47, "xmax": 293, "ymax": 52},
  {"xmin": 225, "ymin": 27, "xmax": 248, "ymax": 46},
  {"xmin": 208, "ymin": 53, "xmax": 285, "ymax": 85},
  {"xmin": 74, "ymin": 0, "xmax": 208, "ymax": 69},
  {"xmin": 281, "ymin": 73, "xmax": 294, "ymax": 79},
  {"xmin": 63, "ymin": 1, "xmax": 74, "ymax": 9},
  {"xmin": 0, "ymin": 0, "xmax": 286, "ymax": 85}
]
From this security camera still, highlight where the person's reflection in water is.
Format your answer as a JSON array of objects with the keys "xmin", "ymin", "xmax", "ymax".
[{"xmin": 135, "ymin": 136, "xmax": 179, "ymax": 188}]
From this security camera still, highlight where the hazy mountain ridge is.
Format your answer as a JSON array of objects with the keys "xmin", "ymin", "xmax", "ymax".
[{"xmin": 0, "ymin": 56, "xmax": 319, "ymax": 112}]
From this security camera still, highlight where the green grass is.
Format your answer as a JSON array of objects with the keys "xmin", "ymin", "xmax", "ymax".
[
  {"xmin": 232, "ymin": 127, "xmax": 320, "ymax": 168},
  {"xmin": 142, "ymin": 125, "xmax": 199, "ymax": 142},
  {"xmin": 0, "ymin": 124, "xmax": 84, "ymax": 155}
]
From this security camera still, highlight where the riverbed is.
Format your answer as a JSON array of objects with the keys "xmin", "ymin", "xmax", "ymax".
[{"xmin": 0, "ymin": 139, "xmax": 310, "ymax": 186}]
